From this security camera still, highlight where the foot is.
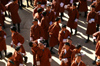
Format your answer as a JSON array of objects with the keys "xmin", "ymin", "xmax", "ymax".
[
  {"xmin": 0, "ymin": 55, "xmax": 2, "ymax": 59},
  {"xmin": 18, "ymin": 30, "xmax": 20, "ymax": 33},
  {"xmin": 50, "ymin": 51, "xmax": 55, "ymax": 54},
  {"xmin": 19, "ymin": 6, "xmax": 23, "ymax": 10},
  {"xmin": 21, "ymin": 4, "xmax": 26, "ymax": 7},
  {"xmin": 27, "ymin": 5, "xmax": 30, "ymax": 7},
  {"xmin": 84, "ymin": 15, "xmax": 87, "ymax": 18},
  {"xmin": 93, "ymin": 41, "xmax": 96, "ymax": 45},
  {"xmin": 92, "ymin": 61, "xmax": 96, "ymax": 65},
  {"xmin": 31, "ymin": 4, "xmax": 33, "ymax": 6},
  {"xmin": 85, "ymin": 40, "xmax": 89, "ymax": 43}
]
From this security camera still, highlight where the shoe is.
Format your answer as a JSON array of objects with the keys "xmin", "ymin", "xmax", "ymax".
[
  {"xmin": 27, "ymin": 5, "xmax": 30, "ymax": 7},
  {"xmin": 93, "ymin": 41, "xmax": 96, "ymax": 45},
  {"xmin": 50, "ymin": 51, "xmax": 55, "ymax": 54},
  {"xmin": 85, "ymin": 40, "xmax": 89, "ymax": 43},
  {"xmin": 92, "ymin": 61, "xmax": 96, "ymax": 65},
  {"xmin": 21, "ymin": 5, "xmax": 26, "ymax": 7},
  {"xmin": 31, "ymin": 4, "xmax": 33, "ymax": 6}
]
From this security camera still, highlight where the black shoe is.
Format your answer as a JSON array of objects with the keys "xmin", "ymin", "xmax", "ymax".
[
  {"xmin": 50, "ymin": 51, "xmax": 55, "ymax": 54},
  {"xmin": 93, "ymin": 41, "xmax": 96, "ymax": 45},
  {"xmin": 92, "ymin": 61, "xmax": 96, "ymax": 65},
  {"xmin": 0, "ymin": 55, "xmax": 2, "ymax": 59},
  {"xmin": 27, "ymin": 5, "xmax": 30, "ymax": 7},
  {"xmin": 19, "ymin": 6, "xmax": 23, "ymax": 10},
  {"xmin": 21, "ymin": 5, "xmax": 26, "ymax": 7},
  {"xmin": 31, "ymin": 4, "xmax": 33, "ymax": 6},
  {"xmin": 24, "ymin": 56, "xmax": 28, "ymax": 64},
  {"xmin": 85, "ymin": 40, "xmax": 89, "ymax": 43},
  {"xmin": 84, "ymin": 15, "xmax": 87, "ymax": 18}
]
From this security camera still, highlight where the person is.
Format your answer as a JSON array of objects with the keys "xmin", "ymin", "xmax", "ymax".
[
  {"xmin": 46, "ymin": 4, "xmax": 55, "ymax": 26},
  {"xmin": 91, "ymin": 0, "xmax": 100, "ymax": 31},
  {"xmin": 93, "ymin": 31, "xmax": 100, "ymax": 44},
  {"xmin": 26, "ymin": 0, "xmax": 33, "ymax": 7},
  {"xmin": 40, "ymin": 11, "xmax": 49, "ymax": 47},
  {"xmin": 34, "ymin": 0, "xmax": 47, "ymax": 7},
  {"xmin": 48, "ymin": 17, "xmax": 61, "ymax": 54},
  {"xmin": 10, "ymin": 26, "xmax": 27, "ymax": 64},
  {"xmin": 34, "ymin": 8, "xmax": 43, "ymax": 22},
  {"xmin": 71, "ymin": 44, "xmax": 82, "ymax": 62},
  {"xmin": 30, "ymin": 18, "xmax": 44, "ymax": 41},
  {"xmin": 58, "ymin": 25, "xmax": 71, "ymax": 54},
  {"xmin": 7, "ymin": 52, "xmax": 15, "ymax": 66},
  {"xmin": 52, "ymin": 0, "xmax": 60, "ymax": 19},
  {"xmin": 93, "ymin": 40, "xmax": 100, "ymax": 65},
  {"xmin": 0, "ymin": 24, "xmax": 7, "ymax": 59},
  {"xmin": 13, "ymin": 46, "xmax": 24, "ymax": 66},
  {"xmin": 29, "ymin": 41, "xmax": 40, "ymax": 66},
  {"xmin": 66, "ymin": 3, "xmax": 79, "ymax": 35},
  {"xmin": 0, "ymin": 2, "xmax": 6, "ymax": 29},
  {"xmin": 67, "ymin": 38, "xmax": 75, "ymax": 50},
  {"xmin": 71, "ymin": 53, "xmax": 86, "ymax": 66},
  {"xmin": 85, "ymin": 5, "xmax": 98, "ymax": 43},
  {"xmin": 6, "ymin": 0, "xmax": 21, "ymax": 33},
  {"xmin": 36, "ymin": 40, "xmax": 52, "ymax": 66},
  {"xmin": 33, "ymin": 2, "xmax": 44, "ymax": 17},
  {"xmin": 78, "ymin": 0, "xmax": 88, "ymax": 18},
  {"xmin": 96, "ymin": 56, "xmax": 100, "ymax": 66},
  {"xmin": 59, "ymin": 42, "xmax": 72, "ymax": 66}
]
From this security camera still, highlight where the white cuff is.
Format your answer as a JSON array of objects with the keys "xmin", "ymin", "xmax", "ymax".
[
  {"xmin": 19, "ymin": 64, "xmax": 24, "ymax": 66},
  {"xmin": 17, "ymin": 43, "xmax": 22, "ymax": 46},
  {"xmin": 89, "ymin": 20, "xmax": 92, "ymax": 23},
  {"xmin": 64, "ymin": 5, "xmax": 67, "ymax": 9},
  {"xmin": 91, "ymin": 18, "xmax": 95, "ymax": 22},
  {"xmin": 41, "ymin": 5, "xmax": 45, "ymax": 8},
  {"xmin": 40, "ymin": 37, "xmax": 43, "ymax": 40},
  {"xmin": 37, "ymin": 61, "xmax": 40, "ymax": 65},
  {"xmin": 60, "ymin": 2, "xmax": 64, "ymax": 7},
  {"xmin": 63, "ymin": 39, "xmax": 66, "ymax": 43},
  {"xmin": 11, "ymin": 41, "xmax": 13, "ymax": 45},
  {"xmin": 61, "ymin": 58, "xmax": 68, "ymax": 63},
  {"xmin": 75, "ymin": 19, "xmax": 78, "ymax": 22},
  {"xmin": 49, "ymin": 21, "xmax": 52, "ymax": 25},
  {"xmin": 49, "ymin": 58, "xmax": 52, "ymax": 62},
  {"xmin": 93, "ymin": 37, "xmax": 96, "ymax": 40},
  {"xmin": 68, "ymin": 36, "xmax": 70, "ymax": 38},
  {"xmin": 30, "ymin": 37, "xmax": 33, "ymax": 41},
  {"xmin": 4, "ymin": 35, "xmax": 6, "ymax": 39}
]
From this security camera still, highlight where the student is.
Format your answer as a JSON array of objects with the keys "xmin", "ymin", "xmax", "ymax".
[
  {"xmin": 48, "ymin": 17, "xmax": 61, "ymax": 54},
  {"xmin": 71, "ymin": 44, "xmax": 82, "ymax": 62},
  {"xmin": 85, "ymin": 5, "xmax": 98, "ymax": 43},
  {"xmin": 58, "ymin": 25, "xmax": 71, "ymax": 54},
  {"xmin": 13, "ymin": 46, "xmax": 24, "ymax": 66},
  {"xmin": 91, "ymin": 0, "xmax": 100, "ymax": 31},
  {"xmin": 36, "ymin": 40, "xmax": 52, "ymax": 66},
  {"xmin": 30, "ymin": 18, "xmax": 44, "ymax": 41},
  {"xmin": 93, "ymin": 31, "xmax": 100, "ymax": 44},
  {"xmin": 7, "ymin": 52, "xmax": 15, "ymax": 66},
  {"xmin": 66, "ymin": 3, "xmax": 79, "ymax": 35},
  {"xmin": 59, "ymin": 42, "xmax": 72, "ymax": 66},
  {"xmin": 71, "ymin": 53, "xmax": 86, "ymax": 66},
  {"xmin": 10, "ymin": 26, "xmax": 27, "ymax": 64},
  {"xmin": 6, "ymin": 0, "xmax": 21, "ymax": 33},
  {"xmin": 0, "ymin": 24, "xmax": 7, "ymax": 59},
  {"xmin": 29, "ymin": 41, "xmax": 40, "ymax": 66}
]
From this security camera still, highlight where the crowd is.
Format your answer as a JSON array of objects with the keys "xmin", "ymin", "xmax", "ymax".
[{"xmin": 0, "ymin": 0, "xmax": 100, "ymax": 66}]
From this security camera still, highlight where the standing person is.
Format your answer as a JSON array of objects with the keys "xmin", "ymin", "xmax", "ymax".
[
  {"xmin": 59, "ymin": 42, "xmax": 72, "ymax": 66},
  {"xmin": 34, "ymin": 0, "xmax": 47, "ymax": 7},
  {"xmin": 30, "ymin": 18, "xmax": 44, "ymax": 41},
  {"xmin": 13, "ymin": 46, "xmax": 24, "ymax": 66},
  {"xmin": 52, "ymin": 0, "xmax": 60, "ymax": 19},
  {"xmin": 85, "ymin": 5, "xmax": 98, "ymax": 43},
  {"xmin": 0, "ymin": 24, "xmax": 7, "ymax": 59},
  {"xmin": 7, "ymin": 52, "xmax": 15, "ymax": 66},
  {"xmin": 66, "ymin": 3, "xmax": 79, "ymax": 35},
  {"xmin": 93, "ymin": 31, "xmax": 100, "ymax": 44},
  {"xmin": 29, "ymin": 41, "xmax": 40, "ymax": 66},
  {"xmin": 10, "ymin": 26, "xmax": 27, "ymax": 64},
  {"xmin": 40, "ymin": 11, "xmax": 49, "ymax": 47},
  {"xmin": 18, "ymin": 0, "xmax": 26, "ymax": 9},
  {"xmin": 0, "ymin": 2, "xmax": 6, "ymax": 28},
  {"xmin": 46, "ymin": 4, "xmax": 55, "ymax": 26},
  {"xmin": 91, "ymin": 0, "xmax": 100, "ymax": 31},
  {"xmin": 96, "ymin": 56, "xmax": 100, "ymax": 66},
  {"xmin": 78, "ymin": 0, "xmax": 88, "ymax": 18},
  {"xmin": 58, "ymin": 25, "xmax": 71, "ymax": 54},
  {"xmin": 71, "ymin": 53, "xmax": 86, "ymax": 66},
  {"xmin": 34, "ymin": 8, "xmax": 43, "ymax": 22},
  {"xmin": 6, "ymin": 0, "xmax": 21, "ymax": 33},
  {"xmin": 71, "ymin": 44, "xmax": 82, "ymax": 62},
  {"xmin": 26, "ymin": 0, "xmax": 33, "ymax": 7},
  {"xmin": 48, "ymin": 17, "xmax": 61, "ymax": 54},
  {"xmin": 33, "ymin": 2, "xmax": 44, "ymax": 17},
  {"xmin": 36, "ymin": 40, "xmax": 52, "ymax": 66}
]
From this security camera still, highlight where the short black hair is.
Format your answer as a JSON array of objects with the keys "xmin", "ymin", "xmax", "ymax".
[
  {"xmin": 15, "ymin": 46, "xmax": 20, "ymax": 51},
  {"xmin": 6, "ymin": 52, "xmax": 12, "ymax": 58},
  {"xmin": 10, "ymin": 26, "xmax": 16, "ymax": 32},
  {"xmin": 64, "ymin": 42, "xmax": 70, "ymax": 46},
  {"xmin": 42, "ymin": 11, "xmax": 46, "ymax": 16},
  {"xmin": 62, "ymin": 25, "xmax": 66, "ymax": 28},
  {"xmin": 33, "ymin": 18, "xmax": 38, "ymax": 22},
  {"xmin": 75, "ymin": 44, "xmax": 82, "ymax": 49},
  {"xmin": 29, "ymin": 42, "xmax": 33, "ymax": 47},
  {"xmin": 91, "ymin": 5, "xmax": 95, "ymax": 8},
  {"xmin": 67, "ymin": 38, "xmax": 72, "ymax": 41},
  {"xmin": 37, "ymin": 8, "xmax": 42, "ymax": 13},
  {"xmin": 55, "ymin": 17, "xmax": 61, "ymax": 21},
  {"xmin": 73, "ymin": 3, "xmax": 77, "ymax": 7}
]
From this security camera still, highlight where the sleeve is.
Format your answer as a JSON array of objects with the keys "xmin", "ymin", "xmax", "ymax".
[
  {"xmin": 17, "ymin": 34, "xmax": 24, "ymax": 44},
  {"xmin": 39, "ymin": 26, "xmax": 44, "ymax": 38},
  {"xmin": 0, "ymin": 3, "xmax": 6, "ymax": 12},
  {"xmin": 76, "ymin": 10, "xmax": 79, "ymax": 19},
  {"xmin": 71, "ymin": 51, "xmax": 75, "ymax": 63},
  {"xmin": 48, "ymin": 49, "xmax": 52, "ymax": 62},
  {"xmin": 48, "ymin": 24, "xmax": 55, "ymax": 35},
  {"xmin": 58, "ymin": 32, "xmax": 63, "ymax": 42},
  {"xmin": 95, "ymin": 13, "xmax": 98, "ymax": 23},
  {"xmin": 36, "ymin": 51, "xmax": 41, "ymax": 65},
  {"xmin": 30, "ymin": 26, "xmax": 34, "ymax": 37},
  {"xmin": 59, "ymin": 50, "xmax": 64, "ymax": 60},
  {"xmin": 87, "ymin": 12, "xmax": 90, "ymax": 22}
]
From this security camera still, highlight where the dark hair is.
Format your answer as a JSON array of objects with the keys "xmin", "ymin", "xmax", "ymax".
[
  {"xmin": 67, "ymin": 38, "xmax": 72, "ymax": 41},
  {"xmin": 29, "ymin": 42, "xmax": 33, "ymax": 47},
  {"xmin": 37, "ymin": 8, "xmax": 42, "ymax": 13},
  {"xmin": 64, "ymin": 42, "xmax": 70, "ymax": 46},
  {"xmin": 91, "ymin": 5, "xmax": 95, "ymax": 8},
  {"xmin": 55, "ymin": 17, "xmax": 61, "ymax": 21},
  {"xmin": 15, "ymin": 46, "xmax": 21, "ymax": 51},
  {"xmin": 6, "ymin": 52, "xmax": 12, "ymax": 58},
  {"xmin": 42, "ymin": 11, "xmax": 46, "ymax": 16},
  {"xmin": 10, "ymin": 26, "xmax": 16, "ymax": 32},
  {"xmin": 75, "ymin": 44, "xmax": 82, "ymax": 49},
  {"xmin": 73, "ymin": 3, "xmax": 77, "ymax": 7},
  {"xmin": 37, "ymin": 1, "xmax": 41, "ymax": 5},
  {"xmin": 33, "ymin": 18, "xmax": 38, "ymax": 22},
  {"xmin": 62, "ymin": 25, "xmax": 66, "ymax": 28}
]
